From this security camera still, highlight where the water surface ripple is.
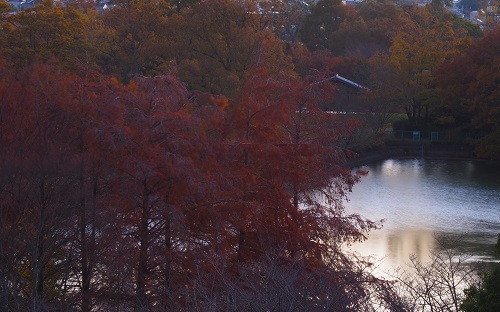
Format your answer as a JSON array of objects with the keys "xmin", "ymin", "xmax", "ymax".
[{"xmin": 346, "ymin": 159, "xmax": 500, "ymax": 270}]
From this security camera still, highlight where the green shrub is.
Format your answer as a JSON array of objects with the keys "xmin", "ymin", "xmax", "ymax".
[{"xmin": 461, "ymin": 264, "xmax": 500, "ymax": 312}]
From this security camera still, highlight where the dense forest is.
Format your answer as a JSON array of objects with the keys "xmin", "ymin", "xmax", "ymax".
[{"xmin": 0, "ymin": 0, "xmax": 499, "ymax": 311}]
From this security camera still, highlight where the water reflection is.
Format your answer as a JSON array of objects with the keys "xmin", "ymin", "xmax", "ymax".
[
  {"xmin": 346, "ymin": 159, "xmax": 500, "ymax": 273},
  {"xmin": 350, "ymin": 230, "xmax": 436, "ymax": 276}
]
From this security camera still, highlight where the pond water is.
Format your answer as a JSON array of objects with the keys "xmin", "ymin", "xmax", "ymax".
[{"xmin": 345, "ymin": 158, "xmax": 500, "ymax": 275}]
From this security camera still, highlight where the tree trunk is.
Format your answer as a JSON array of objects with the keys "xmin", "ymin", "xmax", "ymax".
[
  {"xmin": 33, "ymin": 177, "xmax": 46, "ymax": 312},
  {"xmin": 136, "ymin": 181, "xmax": 150, "ymax": 311}
]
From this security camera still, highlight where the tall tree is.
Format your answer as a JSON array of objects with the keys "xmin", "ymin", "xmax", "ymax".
[
  {"xmin": 379, "ymin": 6, "xmax": 477, "ymax": 129},
  {"xmin": 174, "ymin": 0, "xmax": 292, "ymax": 97},
  {"xmin": 204, "ymin": 63, "xmax": 392, "ymax": 309},
  {"xmin": 436, "ymin": 27, "xmax": 500, "ymax": 160},
  {"xmin": 299, "ymin": 0, "xmax": 357, "ymax": 54},
  {"xmin": 103, "ymin": 0, "xmax": 171, "ymax": 81},
  {"xmin": 0, "ymin": 61, "xmax": 86, "ymax": 311},
  {"xmin": 91, "ymin": 74, "xmax": 227, "ymax": 310},
  {"xmin": 1, "ymin": 1, "xmax": 101, "ymax": 68}
]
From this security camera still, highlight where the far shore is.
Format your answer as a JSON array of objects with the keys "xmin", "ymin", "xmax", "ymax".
[{"xmin": 344, "ymin": 141, "xmax": 495, "ymax": 168}]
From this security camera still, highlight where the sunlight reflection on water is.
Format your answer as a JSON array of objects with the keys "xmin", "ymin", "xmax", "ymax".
[{"xmin": 345, "ymin": 159, "xmax": 500, "ymax": 275}]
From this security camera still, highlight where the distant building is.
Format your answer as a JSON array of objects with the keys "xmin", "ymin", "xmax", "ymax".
[
  {"xmin": 324, "ymin": 74, "xmax": 369, "ymax": 113},
  {"xmin": 6, "ymin": 0, "xmax": 113, "ymax": 13},
  {"xmin": 7, "ymin": 0, "xmax": 35, "ymax": 12}
]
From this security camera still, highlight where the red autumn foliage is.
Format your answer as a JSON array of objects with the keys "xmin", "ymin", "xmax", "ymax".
[{"xmin": 0, "ymin": 58, "xmax": 394, "ymax": 311}]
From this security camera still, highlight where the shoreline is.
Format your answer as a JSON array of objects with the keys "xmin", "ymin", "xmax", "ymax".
[{"xmin": 344, "ymin": 141, "xmax": 491, "ymax": 168}]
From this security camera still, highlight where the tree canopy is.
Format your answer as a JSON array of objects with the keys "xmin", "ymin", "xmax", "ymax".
[{"xmin": 0, "ymin": 0, "xmax": 497, "ymax": 310}]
